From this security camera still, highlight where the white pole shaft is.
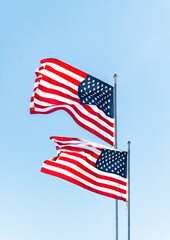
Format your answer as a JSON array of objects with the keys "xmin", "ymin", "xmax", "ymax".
[
  {"xmin": 128, "ymin": 141, "xmax": 131, "ymax": 240},
  {"xmin": 114, "ymin": 74, "xmax": 118, "ymax": 240}
]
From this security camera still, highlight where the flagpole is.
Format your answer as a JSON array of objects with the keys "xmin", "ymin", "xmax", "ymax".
[
  {"xmin": 127, "ymin": 141, "xmax": 131, "ymax": 240},
  {"xmin": 113, "ymin": 74, "xmax": 118, "ymax": 240}
]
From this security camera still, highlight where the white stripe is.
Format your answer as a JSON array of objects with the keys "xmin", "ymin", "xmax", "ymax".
[
  {"xmin": 52, "ymin": 137, "xmax": 117, "ymax": 151},
  {"xmin": 34, "ymin": 89, "xmax": 114, "ymax": 135},
  {"xmin": 51, "ymin": 138, "xmax": 102, "ymax": 149},
  {"xmin": 40, "ymin": 80, "xmax": 79, "ymax": 99},
  {"xmin": 42, "ymin": 162, "xmax": 127, "ymax": 199},
  {"xmin": 41, "ymin": 62, "xmax": 84, "ymax": 82},
  {"xmin": 34, "ymin": 104, "xmax": 115, "ymax": 143},
  {"xmin": 57, "ymin": 158, "xmax": 127, "ymax": 190},
  {"xmin": 33, "ymin": 81, "xmax": 39, "ymax": 90},
  {"xmin": 30, "ymin": 102, "xmax": 34, "ymax": 108},
  {"xmin": 53, "ymin": 142, "xmax": 102, "ymax": 155},
  {"xmin": 32, "ymin": 97, "xmax": 114, "ymax": 143},
  {"xmin": 35, "ymin": 88, "xmax": 78, "ymax": 105},
  {"xmin": 59, "ymin": 152, "xmax": 127, "ymax": 183},
  {"xmin": 56, "ymin": 150, "xmax": 97, "ymax": 164},
  {"xmin": 38, "ymin": 68, "xmax": 79, "ymax": 90},
  {"xmin": 33, "ymin": 98, "xmax": 54, "ymax": 107},
  {"xmin": 37, "ymin": 86, "xmax": 113, "ymax": 132}
]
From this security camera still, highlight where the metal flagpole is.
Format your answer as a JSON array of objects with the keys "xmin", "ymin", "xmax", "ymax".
[
  {"xmin": 127, "ymin": 141, "xmax": 131, "ymax": 240},
  {"xmin": 113, "ymin": 74, "xmax": 118, "ymax": 240}
]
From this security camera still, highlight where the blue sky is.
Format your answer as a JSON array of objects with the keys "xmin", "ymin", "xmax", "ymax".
[{"xmin": 1, "ymin": 1, "xmax": 170, "ymax": 240}]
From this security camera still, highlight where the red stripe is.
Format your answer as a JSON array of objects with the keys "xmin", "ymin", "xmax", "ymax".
[
  {"xmin": 41, "ymin": 167, "xmax": 126, "ymax": 202},
  {"xmin": 31, "ymin": 103, "xmax": 113, "ymax": 145},
  {"xmin": 81, "ymin": 104, "xmax": 114, "ymax": 128},
  {"xmin": 45, "ymin": 159, "xmax": 127, "ymax": 187},
  {"xmin": 56, "ymin": 145, "xmax": 99, "ymax": 159},
  {"xmin": 55, "ymin": 142, "xmax": 102, "ymax": 153},
  {"xmin": 38, "ymin": 84, "xmax": 80, "ymax": 103},
  {"xmin": 33, "ymin": 92, "xmax": 113, "ymax": 137},
  {"xmin": 41, "ymin": 58, "xmax": 87, "ymax": 79},
  {"xmin": 50, "ymin": 136, "xmax": 104, "ymax": 151},
  {"xmin": 44, "ymin": 65, "xmax": 84, "ymax": 86},
  {"xmin": 57, "ymin": 146, "xmax": 99, "ymax": 161},
  {"xmin": 40, "ymin": 74, "xmax": 78, "ymax": 96},
  {"xmin": 35, "ymin": 66, "xmax": 44, "ymax": 77},
  {"xmin": 35, "ymin": 77, "xmax": 41, "ymax": 83},
  {"xmin": 32, "ymin": 78, "xmax": 41, "ymax": 92},
  {"xmin": 30, "ymin": 107, "xmax": 35, "ymax": 114},
  {"xmin": 58, "ymin": 151, "xmax": 95, "ymax": 167},
  {"xmin": 50, "ymin": 136, "xmax": 83, "ymax": 142},
  {"xmin": 44, "ymin": 161, "xmax": 126, "ymax": 194}
]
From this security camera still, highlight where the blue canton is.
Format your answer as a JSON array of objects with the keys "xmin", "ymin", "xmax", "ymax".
[
  {"xmin": 95, "ymin": 149, "xmax": 127, "ymax": 178},
  {"xmin": 78, "ymin": 74, "xmax": 114, "ymax": 118}
]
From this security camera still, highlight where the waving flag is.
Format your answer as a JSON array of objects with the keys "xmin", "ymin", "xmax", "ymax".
[
  {"xmin": 30, "ymin": 58, "xmax": 114, "ymax": 145},
  {"xmin": 41, "ymin": 137, "xmax": 127, "ymax": 202}
]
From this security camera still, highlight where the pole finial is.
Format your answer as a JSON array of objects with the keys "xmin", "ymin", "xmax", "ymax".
[
  {"xmin": 113, "ymin": 74, "xmax": 118, "ymax": 79},
  {"xmin": 128, "ymin": 141, "xmax": 131, "ymax": 145}
]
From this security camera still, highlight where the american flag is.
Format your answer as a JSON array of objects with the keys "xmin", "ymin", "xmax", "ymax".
[
  {"xmin": 30, "ymin": 58, "xmax": 114, "ymax": 146},
  {"xmin": 41, "ymin": 137, "xmax": 128, "ymax": 202}
]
